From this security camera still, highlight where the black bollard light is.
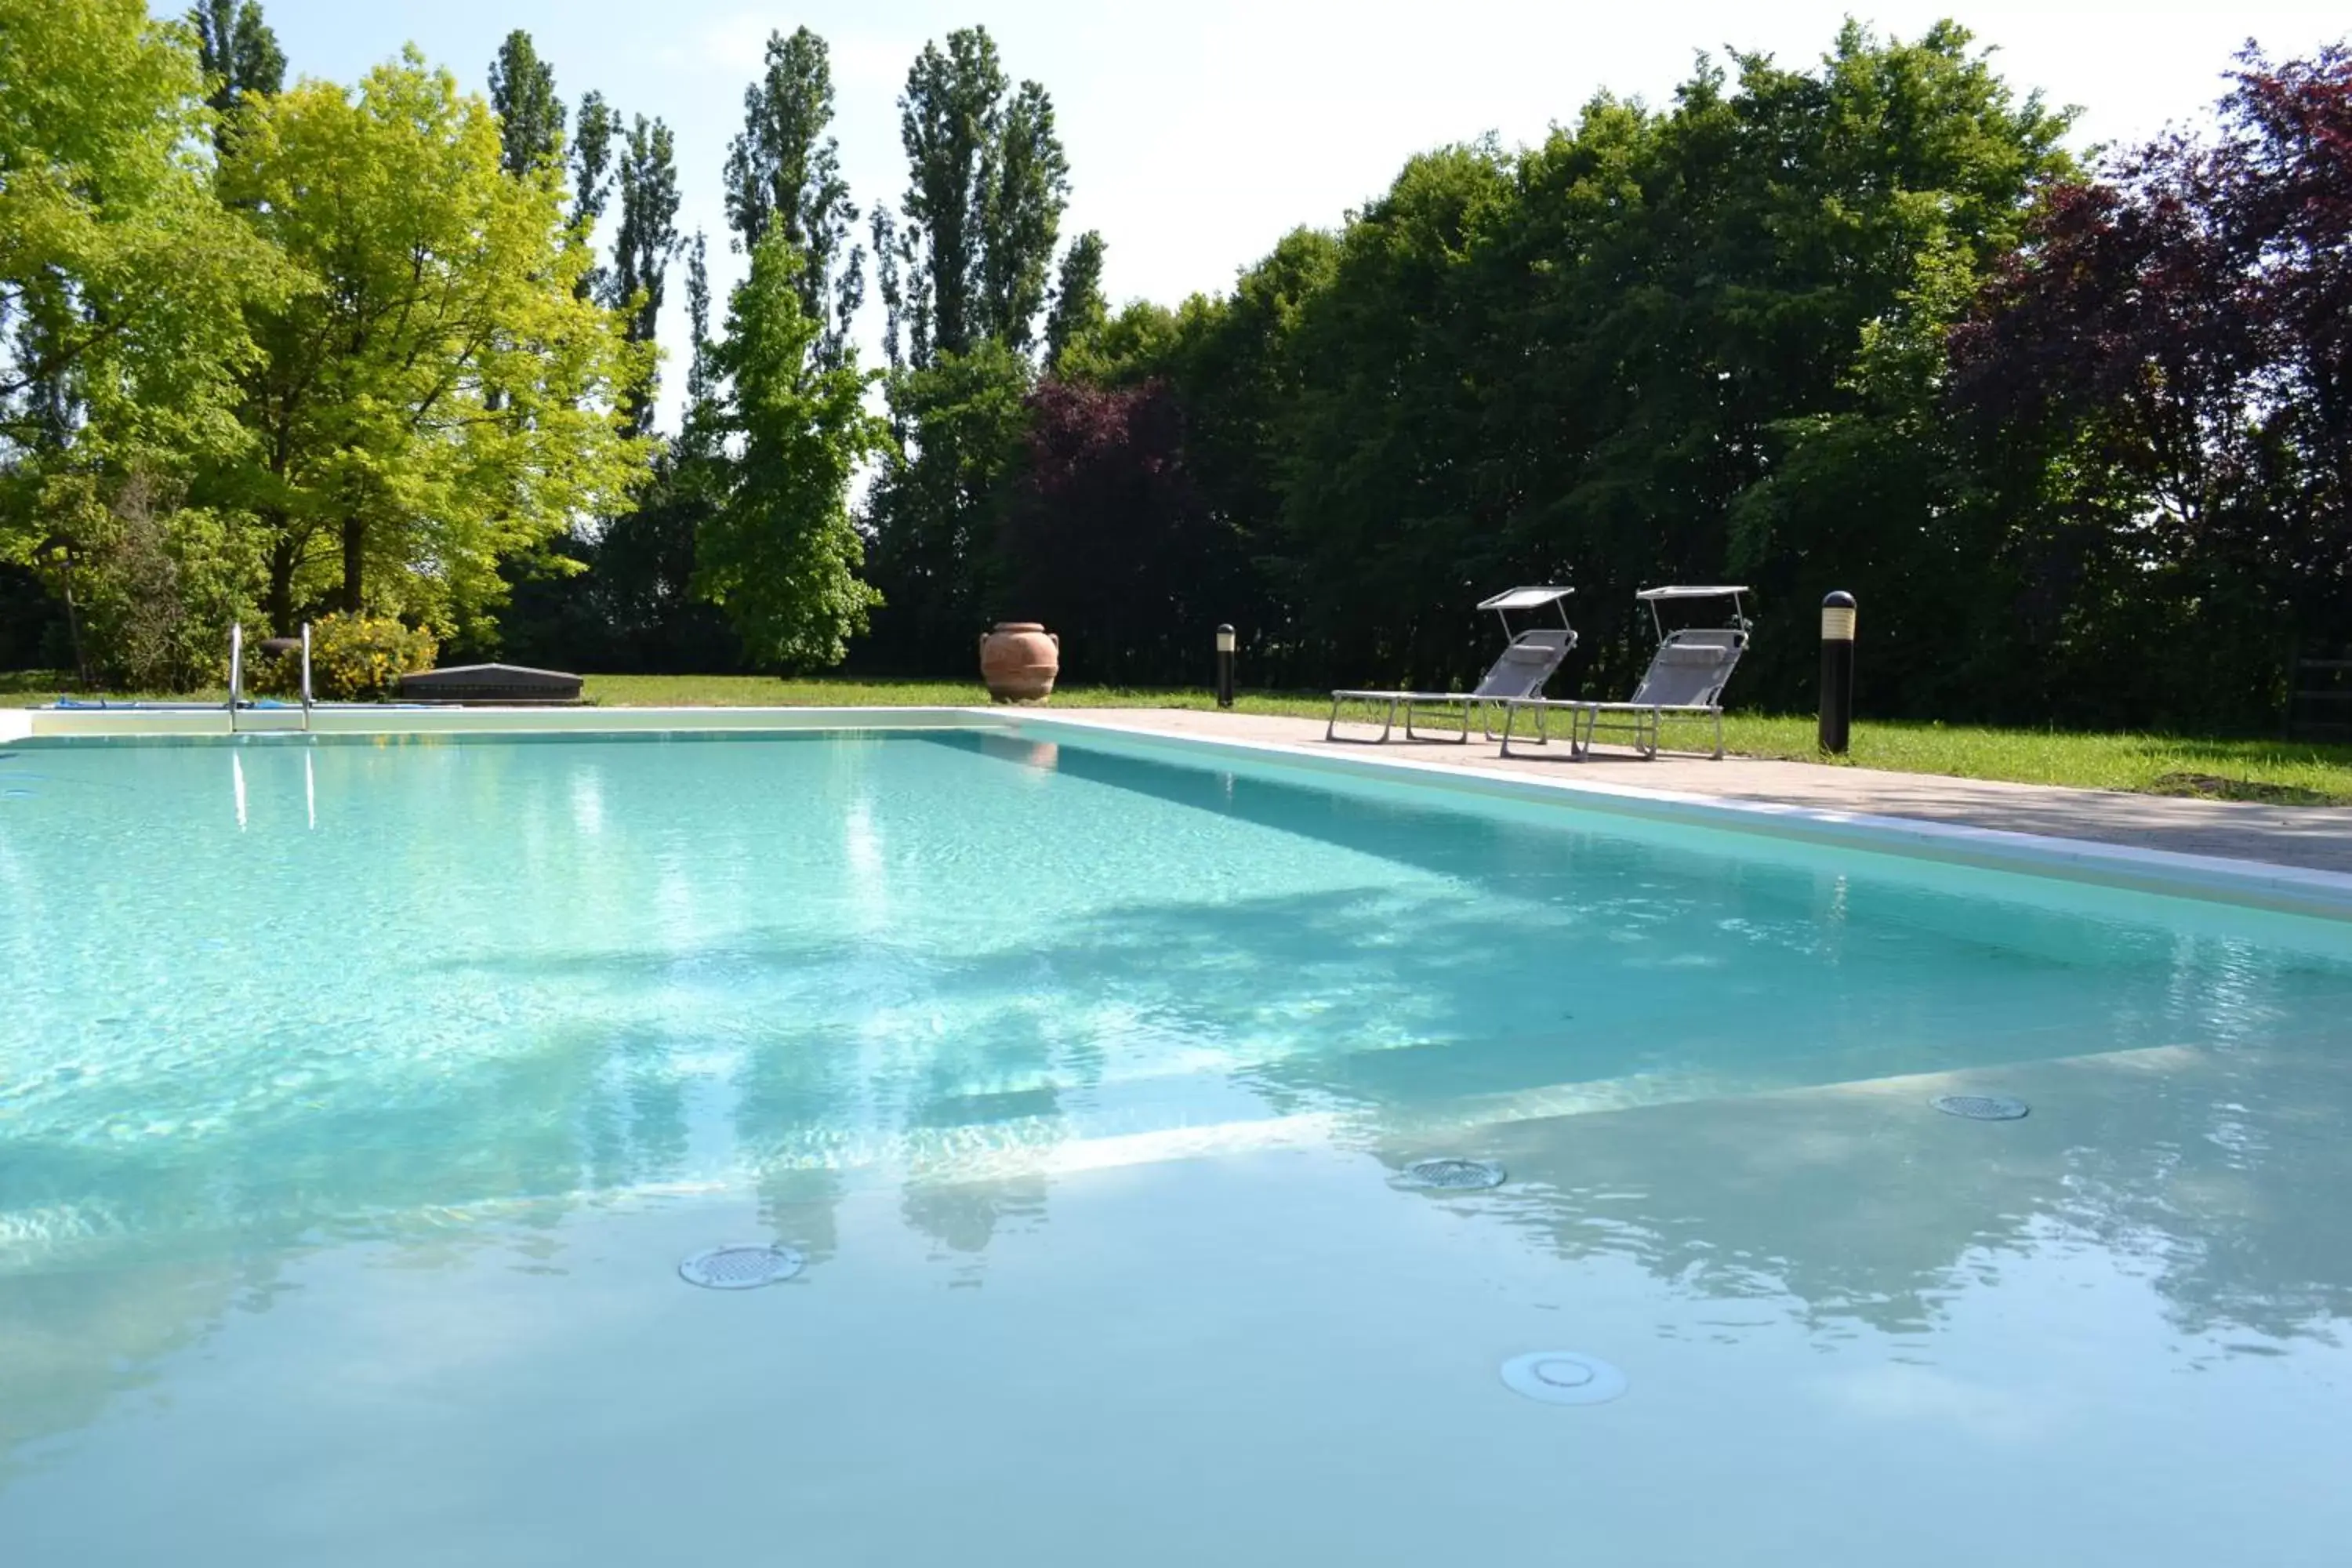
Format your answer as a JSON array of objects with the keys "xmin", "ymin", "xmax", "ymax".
[
  {"xmin": 1215, "ymin": 624, "xmax": 1236, "ymax": 708},
  {"xmin": 1819, "ymin": 591, "xmax": 1857, "ymax": 754}
]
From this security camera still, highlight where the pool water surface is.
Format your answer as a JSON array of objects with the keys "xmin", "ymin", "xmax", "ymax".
[{"xmin": 2, "ymin": 730, "xmax": 2349, "ymax": 1565}]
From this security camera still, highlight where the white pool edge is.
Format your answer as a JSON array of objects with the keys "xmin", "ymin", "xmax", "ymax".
[
  {"xmin": 13, "ymin": 703, "xmax": 996, "ymax": 739},
  {"xmin": 16, "ymin": 700, "xmax": 2352, "ymax": 920},
  {"xmin": 1004, "ymin": 711, "xmax": 2352, "ymax": 921}
]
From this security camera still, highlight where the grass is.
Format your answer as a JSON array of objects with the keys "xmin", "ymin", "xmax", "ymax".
[{"xmin": 10, "ymin": 666, "xmax": 2352, "ymax": 804}]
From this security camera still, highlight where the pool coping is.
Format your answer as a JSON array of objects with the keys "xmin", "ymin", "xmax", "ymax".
[
  {"xmin": 9, "ymin": 700, "xmax": 2352, "ymax": 920},
  {"xmin": 1003, "ymin": 712, "xmax": 2352, "ymax": 921}
]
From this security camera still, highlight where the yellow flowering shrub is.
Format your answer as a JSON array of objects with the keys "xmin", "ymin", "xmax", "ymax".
[{"xmin": 303, "ymin": 614, "xmax": 438, "ymax": 701}]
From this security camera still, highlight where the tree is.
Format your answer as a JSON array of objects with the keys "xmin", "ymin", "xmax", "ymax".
[
  {"xmin": 209, "ymin": 49, "xmax": 655, "ymax": 634},
  {"xmin": 569, "ymin": 90, "xmax": 619, "ymax": 302},
  {"xmin": 982, "ymin": 82, "xmax": 1070, "ymax": 353},
  {"xmin": 1044, "ymin": 230, "xmax": 1106, "ymax": 369},
  {"xmin": 1950, "ymin": 44, "xmax": 2352, "ymax": 726},
  {"xmin": 1268, "ymin": 23, "xmax": 2070, "ymax": 704},
  {"xmin": 694, "ymin": 234, "xmax": 884, "ymax": 670},
  {"xmin": 872, "ymin": 204, "xmax": 906, "ymax": 375},
  {"xmin": 723, "ymin": 27, "xmax": 863, "ymax": 363},
  {"xmin": 1, "ymin": 0, "xmax": 276, "ymax": 465},
  {"xmin": 862, "ymin": 342, "xmax": 1033, "ymax": 668},
  {"xmin": 862, "ymin": 27, "xmax": 1072, "ymax": 668},
  {"xmin": 681, "ymin": 230, "xmax": 719, "ymax": 430},
  {"xmin": 998, "ymin": 377, "xmax": 1224, "ymax": 683},
  {"xmin": 190, "ymin": 0, "xmax": 285, "ymax": 148},
  {"xmin": 892, "ymin": 27, "xmax": 1069, "ymax": 363},
  {"xmin": 611, "ymin": 115, "xmax": 682, "ymax": 437},
  {"xmin": 487, "ymin": 29, "xmax": 563, "ymax": 177},
  {"xmin": 2, "ymin": 0, "xmax": 284, "ymax": 688}
]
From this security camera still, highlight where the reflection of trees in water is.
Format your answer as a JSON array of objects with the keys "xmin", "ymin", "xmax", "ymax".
[
  {"xmin": 0, "ymin": 1251, "xmax": 256, "ymax": 1476},
  {"xmin": 1427, "ymin": 1041, "xmax": 2352, "ymax": 1347},
  {"xmin": 2, "ymin": 1018, "xmax": 706, "ymax": 1276},
  {"xmin": 0, "ymin": 1014, "xmax": 731, "ymax": 1464},
  {"xmin": 902, "ymin": 1177, "xmax": 1051, "ymax": 1264}
]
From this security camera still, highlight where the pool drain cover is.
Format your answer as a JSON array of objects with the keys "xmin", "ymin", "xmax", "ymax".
[
  {"xmin": 1399, "ymin": 1157, "xmax": 1507, "ymax": 1191},
  {"xmin": 678, "ymin": 1244, "xmax": 804, "ymax": 1290},
  {"xmin": 1932, "ymin": 1094, "xmax": 2030, "ymax": 1122},
  {"xmin": 1501, "ymin": 1351, "xmax": 1628, "ymax": 1406}
]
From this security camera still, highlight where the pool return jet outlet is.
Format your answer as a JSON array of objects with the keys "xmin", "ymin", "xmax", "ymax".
[
  {"xmin": 1398, "ymin": 1157, "xmax": 1508, "ymax": 1191},
  {"xmin": 678, "ymin": 1244, "xmax": 805, "ymax": 1290},
  {"xmin": 1931, "ymin": 1094, "xmax": 2031, "ymax": 1121}
]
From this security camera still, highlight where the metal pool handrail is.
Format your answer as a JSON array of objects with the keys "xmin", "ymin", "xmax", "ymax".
[
  {"xmin": 223, "ymin": 621, "xmax": 317, "ymax": 731},
  {"xmin": 227, "ymin": 622, "xmax": 244, "ymax": 733}
]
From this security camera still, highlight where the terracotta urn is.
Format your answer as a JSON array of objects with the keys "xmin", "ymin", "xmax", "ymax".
[{"xmin": 978, "ymin": 622, "xmax": 1060, "ymax": 702}]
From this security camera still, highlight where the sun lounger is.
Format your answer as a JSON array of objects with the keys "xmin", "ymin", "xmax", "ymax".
[
  {"xmin": 1329, "ymin": 588, "xmax": 1577, "ymax": 742},
  {"xmin": 1501, "ymin": 586, "xmax": 1749, "ymax": 759}
]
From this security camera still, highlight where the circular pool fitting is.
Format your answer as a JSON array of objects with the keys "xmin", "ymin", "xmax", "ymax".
[
  {"xmin": 678, "ymin": 1244, "xmax": 805, "ymax": 1290},
  {"xmin": 1500, "ymin": 1351, "xmax": 1628, "ymax": 1406},
  {"xmin": 1399, "ymin": 1157, "xmax": 1507, "ymax": 1191},
  {"xmin": 1932, "ymin": 1094, "xmax": 2031, "ymax": 1122}
]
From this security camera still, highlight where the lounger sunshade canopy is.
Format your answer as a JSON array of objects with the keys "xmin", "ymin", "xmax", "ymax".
[{"xmin": 1477, "ymin": 586, "xmax": 1576, "ymax": 612}]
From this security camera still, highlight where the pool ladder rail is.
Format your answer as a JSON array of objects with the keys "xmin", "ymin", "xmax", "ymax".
[{"xmin": 226, "ymin": 622, "xmax": 315, "ymax": 734}]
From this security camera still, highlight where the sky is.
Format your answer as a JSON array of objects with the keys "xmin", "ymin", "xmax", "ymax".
[{"xmin": 230, "ymin": 2, "xmax": 2348, "ymax": 429}]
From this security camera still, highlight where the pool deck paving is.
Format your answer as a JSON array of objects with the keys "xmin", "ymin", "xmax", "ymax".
[{"xmin": 1040, "ymin": 707, "xmax": 2352, "ymax": 877}]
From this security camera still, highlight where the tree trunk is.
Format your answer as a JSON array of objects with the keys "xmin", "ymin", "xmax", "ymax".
[
  {"xmin": 266, "ymin": 533, "xmax": 296, "ymax": 635},
  {"xmin": 341, "ymin": 520, "xmax": 365, "ymax": 612}
]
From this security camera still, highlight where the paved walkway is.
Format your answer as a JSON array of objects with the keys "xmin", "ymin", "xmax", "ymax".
[{"xmin": 1044, "ymin": 709, "xmax": 2352, "ymax": 876}]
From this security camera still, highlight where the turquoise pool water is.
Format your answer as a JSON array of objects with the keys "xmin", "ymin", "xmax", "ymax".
[{"xmin": 3, "ymin": 729, "xmax": 2350, "ymax": 1565}]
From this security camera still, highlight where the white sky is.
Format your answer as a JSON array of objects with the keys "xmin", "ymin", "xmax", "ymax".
[{"xmin": 239, "ymin": 2, "xmax": 2348, "ymax": 430}]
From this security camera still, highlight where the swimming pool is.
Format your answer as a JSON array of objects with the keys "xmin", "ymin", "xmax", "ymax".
[{"xmin": 3, "ymin": 726, "xmax": 2349, "ymax": 1565}]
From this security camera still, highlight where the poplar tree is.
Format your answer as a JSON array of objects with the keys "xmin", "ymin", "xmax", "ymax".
[
  {"xmin": 486, "ymin": 29, "xmax": 563, "ymax": 176},
  {"xmin": 569, "ymin": 91, "xmax": 619, "ymax": 302},
  {"xmin": 723, "ymin": 27, "xmax": 863, "ymax": 365},
  {"xmin": 189, "ymin": 0, "xmax": 286, "ymax": 149},
  {"xmin": 611, "ymin": 116, "xmax": 682, "ymax": 437},
  {"xmin": 886, "ymin": 27, "xmax": 1071, "ymax": 367},
  {"xmin": 1044, "ymin": 230, "xmax": 1106, "ymax": 369}
]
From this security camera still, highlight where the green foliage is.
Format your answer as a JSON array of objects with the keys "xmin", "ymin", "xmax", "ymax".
[
  {"xmin": 304, "ymin": 612, "xmax": 437, "ymax": 700},
  {"xmin": 863, "ymin": 341, "xmax": 1034, "ymax": 669},
  {"xmin": 611, "ymin": 114, "xmax": 682, "ymax": 435},
  {"xmin": 190, "ymin": 0, "xmax": 286, "ymax": 144},
  {"xmin": 568, "ymin": 90, "xmax": 619, "ymax": 302},
  {"xmin": 724, "ymin": 27, "xmax": 862, "ymax": 361},
  {"xmin": 26, "ymin": 470, "xmax": 261, "ymax": 690},
  {"xmin": 1044, "ymin": 230, "xmax": 1106, "ymax": 370},
  {"xmin": 893, "ymin": 27, "xmax": 1069, "ymax": 363},
  {"xmin": 208, "ymin": 51, "xmax": 655, "ymax": 636},
  {"xmin": 0, "ymin": 0, "xmax": 284, "ymax": 468},
  {"xmin": 1258, "ymin": 23, "xmax": 2074, "ymax": 707},
  {"xmin": 487, "ymin": 29, "xmax": 562, "ymax": 177},
  {"xmin": 860, "ymin": 27, "xmax": 1073, "ymax": 670},
  {"xmin": 692, "ymin": 235, "xmax": 884, "ymax": 670},
  {"xmin": 981, "ymin": 82, "xmax": 1069, "ymax": 354}
]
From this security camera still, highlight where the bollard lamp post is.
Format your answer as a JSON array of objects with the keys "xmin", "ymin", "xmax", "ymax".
[{"xmin": 1818, "ymin": 591, "xmax": 1856, "ymax": 754}]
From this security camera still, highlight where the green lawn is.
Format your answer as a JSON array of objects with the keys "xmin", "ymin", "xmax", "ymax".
[{"xmin": 9, "ymin": 667, "xmax": 2350, "ymax": 804}]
